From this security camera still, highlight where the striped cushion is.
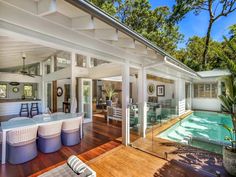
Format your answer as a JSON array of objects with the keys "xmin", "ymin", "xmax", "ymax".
[{"xmin": 67, "ymin": 155, "xmax": 86, "ymax": 174}]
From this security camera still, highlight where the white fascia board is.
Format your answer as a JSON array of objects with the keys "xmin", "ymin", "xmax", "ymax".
[{"xmin": 0, "ymin": 72, "xmax": 41, "ymax": 83}]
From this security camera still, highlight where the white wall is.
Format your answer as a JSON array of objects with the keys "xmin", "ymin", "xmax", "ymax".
[
  {"xmin": 146, "ymin": 79, "xmax": 175, "ymax": 101},
  {"xmin": 192, "ymin": 98, "xmax": 221, "ymax": 111}
]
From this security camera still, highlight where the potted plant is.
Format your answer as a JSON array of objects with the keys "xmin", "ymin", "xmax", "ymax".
[
  {"xmin": 220, "ymin": 118, "xmax": 236, "ymax": 176},
  {"xmin": 104, "ymin": 87, "xmax": 117, "ymax": 106}
]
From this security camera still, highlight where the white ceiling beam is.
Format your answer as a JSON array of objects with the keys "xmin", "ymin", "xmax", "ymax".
[
  {"xmin": 1, "ymin": 0, "xmax": 37, "ymax": 15},
  {"xmin": 37, "ymin": 0, "xmax": 57, "ymax": 16},
  {"xmin": 72, "ymin": 15, "xmax": 94, "ymax": 30},
  {"xmin": 0, "ymin": 46, "xmax": 46, "ymax": 52},
  {"xmin": 88, "ymin": 63, "xmax": 122, "ymax": 79}
]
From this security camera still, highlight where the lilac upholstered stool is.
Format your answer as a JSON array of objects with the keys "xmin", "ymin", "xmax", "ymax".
[
  {"xmin": 6, "ymin": 126, "xmax": 38, "ymax": 164},
  {"xmin": 37, "ymin": 122, "xmax": 62, "ymax": 153},
  {"xmin": 61, "ymin": 117, "xmax": 82, "ymax": 146}
]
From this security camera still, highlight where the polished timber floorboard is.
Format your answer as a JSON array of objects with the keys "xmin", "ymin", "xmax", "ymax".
[{"xmin": 0, "ymin": 117, "xmax": 122, "ymax": 177}]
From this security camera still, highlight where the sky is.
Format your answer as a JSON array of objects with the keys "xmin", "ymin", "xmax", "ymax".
[{"xmin": 149, "ymin": 0, "xmax": 236, "ymax": 48}]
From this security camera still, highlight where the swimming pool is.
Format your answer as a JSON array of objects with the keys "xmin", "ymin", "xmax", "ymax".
[{"xmin": 157, "ymin": 111, "xmax": 233, "ymax": 154}]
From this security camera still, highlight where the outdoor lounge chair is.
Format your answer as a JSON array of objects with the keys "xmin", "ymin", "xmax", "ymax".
[
  {"xmin": 107, "ymin": 106, "xmax": 122, "ymax": 124},
  {"xmin": 61, "ymin": 117, "xmax": 82, "ymax": 146},
  {"xmin": 37, "ymin": 122, "xmax": 62, "ymax": 153},
  {"xmin": 6, "ymin": 125, "xmax": 38, "ymax": 164}
]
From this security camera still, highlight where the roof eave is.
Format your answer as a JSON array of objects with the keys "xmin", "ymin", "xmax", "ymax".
[{"xmin": 66, "ymin": 0, "xmax": 199, "ymax": 77}]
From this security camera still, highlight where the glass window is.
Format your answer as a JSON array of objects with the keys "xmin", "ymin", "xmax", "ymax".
[
  {"xmin": 198, "ymin": 84, "xmax": 205, "ymax": 97},
  {"xmin": 0, "ymin": 84, "xmax": 7, "ymax": 98},
  {"xmin": 205, "ymin": 84, "xmax": 211, "ymax": 97},
  {"xmin": 193, "ymin": 83, "xmax": 218, "ymax": 98},
  {"xmin": 194, "ymin": 84, "xmax": 198, "ymax": 98},
  {"xmin": 24, "ymin": 85, "xmax": 33, "ymax": 97},
  {"xmin": 211, "ymin": 83, "xmax": 218, "ymax": 98}
]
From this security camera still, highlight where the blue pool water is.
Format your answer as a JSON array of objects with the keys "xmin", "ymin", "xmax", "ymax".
[{"xmin": 157, "ymin": 111, "xmax": 233, "ymax": 154}]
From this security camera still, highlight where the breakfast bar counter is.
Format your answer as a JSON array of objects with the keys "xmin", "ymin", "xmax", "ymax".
[{"xmin": 0, "ymin": 99, "xmax": 42, "ymax": 117}]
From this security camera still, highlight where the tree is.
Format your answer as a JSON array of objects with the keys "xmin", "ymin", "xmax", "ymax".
[
  {"xmin": 89, "ymin": 0, "xmax": 183, "ymax": 54},
  {"xmin": 169, "ymin": 0, "xmax": 236, "ymax": 68},
  {"xmin": 89, "ymin": 0, "xmax": 119, "ymax": 16},
  {"xmin": 174, "ymin": 36, "xmax": 222, "ymax": 71}
]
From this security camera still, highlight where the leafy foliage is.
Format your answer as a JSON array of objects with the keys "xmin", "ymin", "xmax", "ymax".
[
  {"xmin": 174, "ymin": 36, "xmax": 223, "ymax": 71},
  {"xmin": 104, "ymin": 87, "xmax": 117, "ymax": 100}
]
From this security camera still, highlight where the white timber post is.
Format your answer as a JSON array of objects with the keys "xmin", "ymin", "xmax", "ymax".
[
  {"xmin": 70, "ymin": 52, "xmax": 77, "ymax": 113},
  {"xmin": 138, "ymin": 67, "xmax": 147, "ymax": 138},
  {"xmin": 176, "ymin": 78, "xmax": 185, "ymax": 116},
  {"xmin": 122, "ymin": 60, "xmax": 130, "ymax": 146},
  {"xmin": 86, "ymin": 55, "xmax": 91, "ymax": 68},
  {"xmin": 50, "ymin": 55, "xmax": 55, "ymax": 73},
  {"xmin": 41, "ymin": 61, "xmax": 47, "ymax": 113}
]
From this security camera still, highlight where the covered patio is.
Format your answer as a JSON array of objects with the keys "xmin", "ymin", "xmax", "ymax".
[{"xmin": 0, "ymin": 0, "xmax": 229, "ymax": 177}]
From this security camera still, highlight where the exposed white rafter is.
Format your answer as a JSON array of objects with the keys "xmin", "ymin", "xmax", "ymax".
[{"xmin": 37, "ymin": 0, "xmax": 57, "ymax": 16}]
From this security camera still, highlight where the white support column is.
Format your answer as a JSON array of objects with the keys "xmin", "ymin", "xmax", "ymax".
[
  {"xmin": 122, "ymin": 61, "xmax": 130, "ymax": 146},
  {"xmin": 138, "ymin": 67, "xmax": 147, "ymax": 138},
  {"xmin": 50, "ymin": 55, "xmax": 55, "ymax": 73},
  {"xmin": 41, "ymin": 61, "xmax": 47, "ymax": 113},
  {"xmin": 86, "ymin": 55, "xmax": 91, "ymax": 68},
  {"xmin": 176, "ymin": 78, "xmax": 185, "ymax": 116},
  {"xmin": 70, "ymin": 52, "xmax": 77, "ymax": 113}
]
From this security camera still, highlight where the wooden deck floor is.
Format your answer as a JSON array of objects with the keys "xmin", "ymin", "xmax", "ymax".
[
  {"xmin": 0, "ymin": 116, "xmax": 122, "ymax": 177},
  {"xmin": 87, "ymin": 146, "xmax": 167, "ymax": 177}
]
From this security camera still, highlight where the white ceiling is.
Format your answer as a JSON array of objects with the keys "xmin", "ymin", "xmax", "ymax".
[{"xmin": 0, "ymin": 36, "xmax": 58, "ymax": 68}]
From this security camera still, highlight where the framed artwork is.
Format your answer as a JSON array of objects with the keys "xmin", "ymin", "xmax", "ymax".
[
  {"xmin": 156, "ymin": 85, "xmax": 165, "ymax": 96},
  {"xmin": 12, "ymin": 87, "xmax": 19, "ymax": 93},
  {"xmin": 57, "ymin": 87, "xmax": 63, "ymax": 97},
  {"xmin": 0, "ymin": 84, "xmax": 7, "ymax": 98},
  {"xmin": 147, "ymin": 83, "xmax": 155, "ymax": 95}
]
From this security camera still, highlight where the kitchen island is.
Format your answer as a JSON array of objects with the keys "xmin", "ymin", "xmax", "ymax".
[{"xmin": 0, "ymin": 99, "xmax": 42, "ymax": 117}]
